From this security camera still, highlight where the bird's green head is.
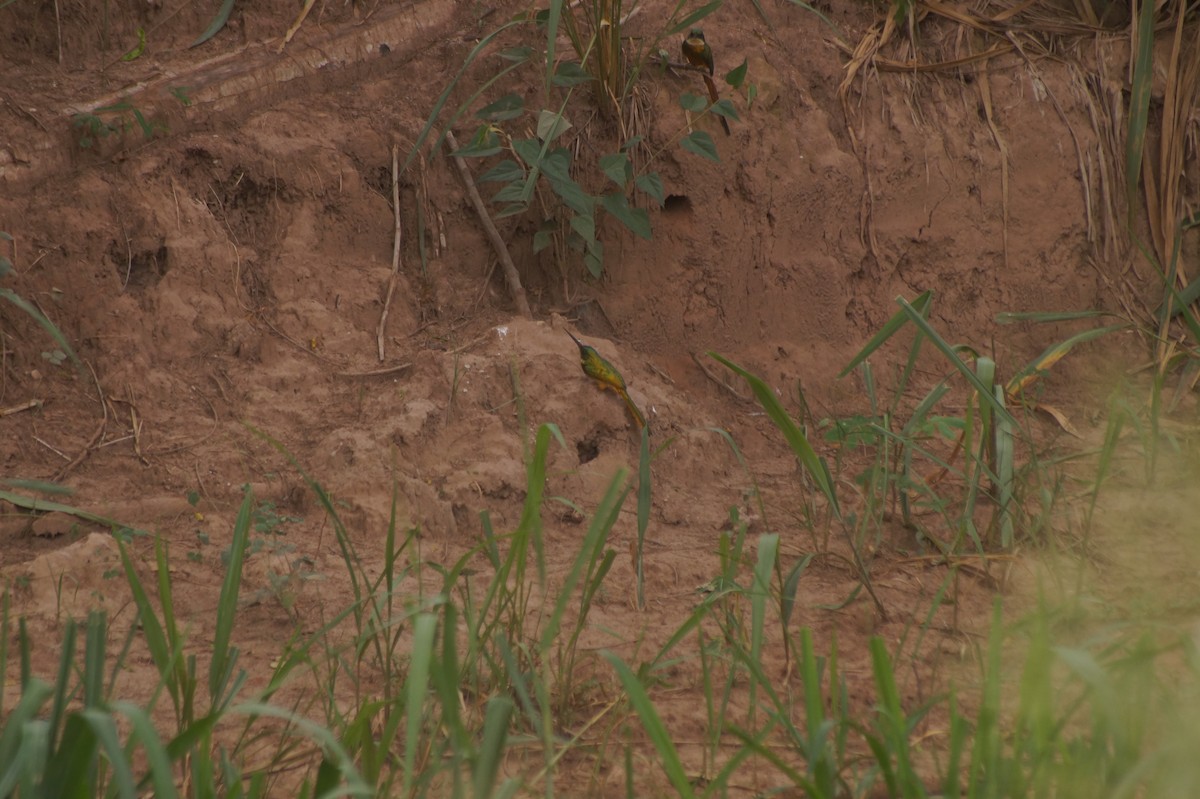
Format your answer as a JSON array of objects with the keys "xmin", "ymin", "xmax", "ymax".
[{"xmin": 687, "ymin": 27, "xmax": 706, "ymax": 42}]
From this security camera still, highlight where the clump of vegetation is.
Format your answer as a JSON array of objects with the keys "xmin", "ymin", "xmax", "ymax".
[
  {"xmin": 409, "ymin": 0, "xmax": 750, "ymax": 281},
  {"xmin": 2, "ymin": 395, "xmax": 1198, "ymax": 795},
  {"xmin": 71, "ymin": 88, "xmax": 190, "ymax": 150}
]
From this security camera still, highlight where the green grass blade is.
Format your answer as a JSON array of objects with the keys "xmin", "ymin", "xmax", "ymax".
[
  {"xmin": 473, "ymin": 696, "xmax": 514, "ymax": 799},
  {"xmin": 993, "ymin": 386, "xmax": 1015, "ymax": 549},
  {"xmin": 210, "ymin": 487, "xmax": 254, "ymax": 711},
  {"xmin": 81, "ymin": 708, "xmax": 137, "ymax": 799},
  {"xmin": 517, "ymin": 423, "xmax": 564, "ymax": 585},
  {"xmin": 895, "ymin": 297, "xmax": 1018, "ymax": 428},
  {"xmin": 82, "ymin": 612, "xmax": 108, "ymax": 711},
  {"xmin": 1005, "ymin": 324, "xmax": 1127, "ymax": 395},
  {"xmin": 43, "ymin": 713, "xmax": 96, "ymax": 799},
  {"xmin": 0, "ymin": 287, "xmax": 81, "ymax": 368},
  {"xmin": 164, "ymin": 712, "xmax": 218, "ymax": 762},
  {"xmin": 969, "ymin": 601, "xmax": 1005, "ymax": 798},
  {"xmin": 495, "ymin": 632, "xmax": 544, "ymax": 739},
  {"xmin": 46, "ymin": 616, "xmax": 77, "ymax": 753},
  {"xmin": 153, "ymin": 538, "xmax": 192, "ymax": 722},
  {"xmin": 18, "ymin": 617, "xmax": 31, "ymax": 690},
  {"xmin": 710, "ymin": 352, "xmax": 840, "ymax": 517},
  {"xmin": 112, "ymin": 701, "xmax": 179, "ymax": 799},
  {"xmin": 603, "ymin": 651, "xmax": 696, "ymax": 799},
  {"xmin": 0, "ymin": 591, "xmax": 8, "ymax": 720},
  {"xmin": 544, "ymin": 0, "xmax": 563, "ymax": 106},
  {"xmin": 665, "ymin": 1, "xmax": 723, "ymax": 37},
  {"xmin": 540, "ymin": 467, "xmax": 628, "ymax": 652},
  {"xmin": 232, "ymin": 701, "xmax": 370, "ymax": 795},
  {"xmin": 749, "ymin": 534, "xmax": 778, "ymax": 728},
  {"xmin": 0, "ymin": 490, "xmax": 140, "ymax": 532},
  {"xmin": 402, "ymin": 612, "xmax": 437, "ymax": 797},
  {"xmin": 431, "ymin": 604, "xmax": 471, "ymax": 755},
  {"xmin": 839, "ymin": 290, "xmax": 932, "ymax": 377},
  {"xmin": 798, "ymin": 628, "xmax": 836, "ymax": 794},
  {"xmin": 1083, "ymin": 395, "xmax": 1127, "ymax": 541},
  {"xmin": 780, "ymin": 554, "xmax": 814, "ymax": 631},
  {"xmin": 723, "ymin": 723, "xmax": 814, "ymax": 792},
  {"xmin": 190, "ymin": 0, "xmax": 236, "ymax": 47},
  {"xmin": 0, "ymin": 478, "xmax": 74, "ymax": 494},
  {"xmin": 869, "ymin": 637, "xmax": 920, "ymax": 798},
  {"xmin": 996, "ymin": 310, "xmax": 1114, "ymax": 324},
  {"xmin": 0, "ymin": 680, "xmax": 53, "ymax": 791}
]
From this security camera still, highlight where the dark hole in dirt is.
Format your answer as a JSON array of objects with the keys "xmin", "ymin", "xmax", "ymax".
[
  {"xmin": 452, "ymin": 503, "xmax": 471, "ymax": 531},
  {"xmin": 663, "ymin": 194, "xmax": 691, "ymax": 214},
  {"xmin": 185, "ymin": 146, "xmax": 215, "ymax": 164},
  {"xmin": 110, "ymin": 241, "xmax": 168, "ymax": 290},
  {"xmin": 367, "ymin": 165, "xmax": 392, "ymax": 198},
  {"xmin": 576, "ymin": 434, "xmax": 600, "ymax": 465},
  {"xmin": 217, "ymin": 169, "xmax": 278, "ymax": 210}
]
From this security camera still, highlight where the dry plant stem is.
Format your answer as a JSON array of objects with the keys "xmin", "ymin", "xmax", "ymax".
[
  {"xmin": 0, "ymin": 399, "xmax": 42, "ymax": 417},
  {"xmin": 336, "ymin": 362, "xmax": 413, "ymax": 378},
  {"xmin": 53, "ymin": 0, "xmax": 63, "ymax": 65},
  {"xmin": 444, "ymin": 130, "xmax": 532, "ymax": 319},
  {"xmin": 692, "ymin": 352, "xmax": 747, "ymax": 400},
  {"xmin": 377, "ymin": 144, "xmax": 403, "ymax": 361},
  {"xmin": 53, "ymin": 362, "xmax": 108, "ymax": 481},
  {"xmin": 34, "ymin": 436, "xmax": 70, "ymax": 461},
  {"xmin": 121, "ymin": 227, "xmax": 133, "ymax": 290},
  {"xmin": 256, "ymin": 314, "xmax": 342, "ymax": 365},
  {"xmin": 127, "ymin": 386, "xmax": 149, "ymax": 466},
  {"xmin": 977, "ymin": 57, "xmax": 1010, "ymax": 269},
  {"xmin": 280, "ymin": 0, "xmax": 317, "ymax": 51}
]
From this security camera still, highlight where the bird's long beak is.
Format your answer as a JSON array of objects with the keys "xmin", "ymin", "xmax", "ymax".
[{"xmin": 566, "ymin": 330, "xmax": 585, "ymax": 349}]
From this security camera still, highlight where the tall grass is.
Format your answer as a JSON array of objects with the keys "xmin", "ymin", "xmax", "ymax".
[
  {"xmin": 2, "ymin": 350, "xmax": 1195, "ymax": 796},
  {"xmin": 1, "ymin": 186, "xmax": 1186, "ymax": 796}
]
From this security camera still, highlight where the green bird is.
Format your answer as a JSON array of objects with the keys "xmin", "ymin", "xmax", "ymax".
[
  {"xmin": 681, "ymin": 28, "xmax": 715, "ymax": 76},
  {"xmin": 567, "ymin": 331, "xmax": 647, "ymax": 431},
  {"xmin": 680, "ymin": 28, "xmax": 730, "ymax": 135}
]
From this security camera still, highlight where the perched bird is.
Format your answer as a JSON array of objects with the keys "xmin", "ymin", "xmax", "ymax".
[
  {"xmin": 680, "ymin": 28, "xmax": 730, "ymax": 136},
  {"xmin": 681, "ymin": 28, "xmax": 715, "ymax": 76},
  {"xmin": 567, "ymin": 331, "xmax": 647, "ymax": 431}
]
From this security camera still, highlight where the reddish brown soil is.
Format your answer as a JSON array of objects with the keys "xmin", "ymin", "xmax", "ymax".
[{"xmin": 1, "ymin": 0, "xmax": 1195, "ymax": 794}]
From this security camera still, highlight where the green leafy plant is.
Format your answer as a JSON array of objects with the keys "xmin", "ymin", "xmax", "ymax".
[
  {"xmin": 417, "ymin": 0, "xmax": 748, "ymax": 282},
  {"xmin": 71, "ymin": 101, "xmax": 167, "ymax": 149}
]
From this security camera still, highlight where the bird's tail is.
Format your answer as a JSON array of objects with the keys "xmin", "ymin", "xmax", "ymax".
[
  {"xmin": 620, "ymin": 388, "xmax": 648, "ymax": 432},
  {"xmin": 702, "ymin": 75, "xmax": 731, "ymax": 136}
]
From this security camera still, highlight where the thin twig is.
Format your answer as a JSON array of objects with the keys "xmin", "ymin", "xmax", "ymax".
[
  {"xmin": 445, "ymin": 130, "xmax": 532, "ymax": 318},
  {"xmin": 336, "ymin": 362, "xmax": 413, "ymax": 378},
  {"xmin": 692, "ymin": 351, "xmax": 747, "ymax": 400},
  {"xmin": 377, "ymin": 143, "xmax": 404, "ymax": 361},
  {"xmin": 279, "ymin": 0, "xmax": 317, "ymax": 52},
  {"xmin": 127, "ymin": 385, "xmax": 149, "ymax": 466},
  {"xmin": 0, "ymin": 399, "xmax": 42, "ymax": 417},
  {"xmin": 53, "ymin": 0, "xmax": 63, "ymax": 65},
  {"xmin": 34, "ymin": 436, "xmax": 70, "ymax": 461},
  {"xmin": 449, "ymin": 332, "xmax": 490, "ymax": 356},
  {"xmin": 258, "ymin": 316, "xmax": 342, "ymax": 365},
  {"xmin": 52, "ymin": 361, "xmax": 108, "ymax": 481},
  {"xmin": 122, "ymin": 227, "xmax": 133, "ymax": 290}
]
